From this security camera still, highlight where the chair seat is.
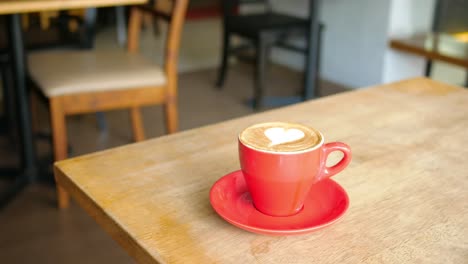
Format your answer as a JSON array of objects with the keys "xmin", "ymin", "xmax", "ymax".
[
  {"xmin": 28, "ymin": 50, "xmax": 167, "ymax": 97},
  {"xmin": 226, "ymin": 13, "xmax": 308, "ymax": 39}
]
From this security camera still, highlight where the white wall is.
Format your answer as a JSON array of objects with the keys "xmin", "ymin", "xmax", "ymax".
[
  {"xmin": 319, "ymin": 0, "xmax": 391, "ymax": 88},
  {"xmin": 265, "ymin": 0, "xmax": 465, "ymax": 88},
  {"xmin": 382, "ymin": 0, "xmax": 436, "ymax": 83},
  {"xmin": 270, "ymin": 0, "xmax": 392, "ymax": 88}
]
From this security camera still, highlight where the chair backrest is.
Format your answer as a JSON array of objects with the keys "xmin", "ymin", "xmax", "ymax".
[
  {"xmin": 221, "ymin": 0, "xmax": 272, "ymax": 17},
  {"xmin": 127, "ymin": 0, "xmax": 189, "ymax": 92}
]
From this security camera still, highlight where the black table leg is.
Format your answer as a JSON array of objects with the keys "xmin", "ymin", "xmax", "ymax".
[
  {"xmin": 7, "ymin": 14, "xmax": 37, "ymax": 182},
  {"xmin": 253, "ymin": 36, "xmax": 267, "ymax": 109},
  {"xmin": 303, "ymin": 0, "xmax": 320, "ymax": 100},
  {"xmin": 2, "ymin": 61, "xmax": 21, "ymax": 138},
  {"xmin": 465, "ymin": 70, "xmax": 468, "ymax": 88},
  {"xmin": 0, "ymin": 14, "xmax": 37, "ymax": 209},
  {"xmin": 425, "ymin": 60, "xmax": 432, "ymax": 77}
]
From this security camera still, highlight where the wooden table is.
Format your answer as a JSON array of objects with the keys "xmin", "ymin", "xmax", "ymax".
[
  {"xmin": 0, "ymin": 0, "xmax": 145, "ymax": 206},
  {"xmin": 55, "ymin": 78, "xmax": 468, "ymax": 263},
  {"xmin": 389, "ymin": 32, "xmax": 468, "ymax": 87},
  {"xmin": 390, "ymin": 32, "xmax": 468, "ymax": 69},
  {"xmin": 0, "ymin": 0, "xmax": 144, "ymax": 14}
]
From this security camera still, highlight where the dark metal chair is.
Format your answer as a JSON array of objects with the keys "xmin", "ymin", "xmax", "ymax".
[{"xmin": 216, "ymin": 0, "xmax": 322, "ymax": 109}]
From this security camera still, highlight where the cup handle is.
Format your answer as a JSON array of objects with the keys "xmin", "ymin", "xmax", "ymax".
[{"xmin": 318, "ymin": 142, "xmax": 352, "ymax": 181}]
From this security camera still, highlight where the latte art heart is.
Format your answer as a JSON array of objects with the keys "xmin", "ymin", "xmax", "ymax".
[
  {"xmin": 264, "ymin": 127, "xmax": 305, "ymax": 146},
  {"xmin": 239, "ymin": 122, "xmax": 321, "ymax": 152}
]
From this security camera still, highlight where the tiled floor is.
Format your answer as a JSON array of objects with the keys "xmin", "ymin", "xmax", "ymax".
[{"xmin": 0, "ymin": 18, "xmax": 348, "ymax": 263}]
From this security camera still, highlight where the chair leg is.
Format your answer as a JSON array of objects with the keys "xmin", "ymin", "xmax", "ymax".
[
  {"xmin": 115, "ymin": 6, "xmax": 127, "ymax": 46},
  {"xmin": 216, "ymin": 30, "xmax": 230, "ymax": 89},
  {"xmin": 130, "ymin": 107, "xmax": 145, "ymax": 142},
  {"xmin": 95, "ymin": 112, "xmax": 108, "ymax": 135},
  {"xmin": 253, "ymin": 37, "xmax": 267, "ymax": 110},
  {"xmin": 49, "ymin": 98, "xmax": 70, "ymax": 209},
  {"xmin": 56, "ymin": 185, "xmax": 69, "ymax": 209},
  {"xmin": 164, "ymin": 99, "xmax": 178, "ymax": 134}
]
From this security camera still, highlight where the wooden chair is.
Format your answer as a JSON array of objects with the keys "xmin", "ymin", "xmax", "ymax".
[
  {"xmin": 27, "ymin": 0, "xmax": 189, "ymax": 209},
  {"xmin": 216, "ymin": 0, "xmax": 322, "ymax": 109}
]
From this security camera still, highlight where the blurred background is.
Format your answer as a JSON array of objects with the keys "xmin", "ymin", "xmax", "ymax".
[{"xmin": 0, "ymin": 0, "xmax": 467, "ymax": 262}]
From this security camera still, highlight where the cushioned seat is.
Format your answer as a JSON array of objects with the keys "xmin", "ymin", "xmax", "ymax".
[{"xmin": 28, "ymin": 50, "xmax": 166, "ymax": 97}]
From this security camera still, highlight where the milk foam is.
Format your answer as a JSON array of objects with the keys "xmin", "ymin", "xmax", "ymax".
[
  {"xmin": 264, "ymin": 127, "xmax": 305, "ymax": 146},
  {"xmin": 239, "ymin": 122, "xmax": 322, "ymax": 152}
]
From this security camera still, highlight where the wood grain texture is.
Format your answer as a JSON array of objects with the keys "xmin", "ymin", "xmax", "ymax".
[
  {"xmin": 389, "ymin": 33, "xmax": 468, "ymax": 68},
  {"xmin": 57, "ymin": 86, "xmax": 167, "ymax": 115},
  {"xmin": 0, "ymin": 0, "xmax": 146, "ymax": 14},
  {"xmin": 54, "ymin": 78, "xmax": 468, "ymax": 263}
]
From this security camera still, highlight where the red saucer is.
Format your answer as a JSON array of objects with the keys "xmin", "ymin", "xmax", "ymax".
[{"xmin": 210, "ymin": 170, "xmax": 349, "ymax": 235}]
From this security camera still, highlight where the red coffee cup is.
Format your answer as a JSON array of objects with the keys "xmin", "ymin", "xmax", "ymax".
[{"xmin": 239, "ymin": 124, "xmax": 351, "ymax": 217}]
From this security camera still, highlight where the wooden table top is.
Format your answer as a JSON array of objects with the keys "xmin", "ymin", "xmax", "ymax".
[
  {"xmin": 390, "ymin": 32, "xmax": 468, "ymax": 68},
  {"xmin": 0, "ymin": 0, "xmax": 146, "ymax": 14},
  {"xmin": 55, "ymin": 78, "xmax": 468, "ymax": 263}
]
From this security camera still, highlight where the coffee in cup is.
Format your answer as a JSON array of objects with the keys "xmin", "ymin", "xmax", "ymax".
[
  {"xmin": 238, "ymin": 122, "xmax": 352, "ymax": 217},
  {"xmin": 239, "ymin": 121, "xmax": 321, "ymax": 152}
]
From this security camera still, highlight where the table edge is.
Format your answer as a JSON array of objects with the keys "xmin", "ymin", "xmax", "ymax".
[
  {"xmin": 53, "ymin": 165, "xmax": 162, "ymax": 264},
  {"xmin": 0, "ymin": 0, "xmax": 146, "ymax": 15}
]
